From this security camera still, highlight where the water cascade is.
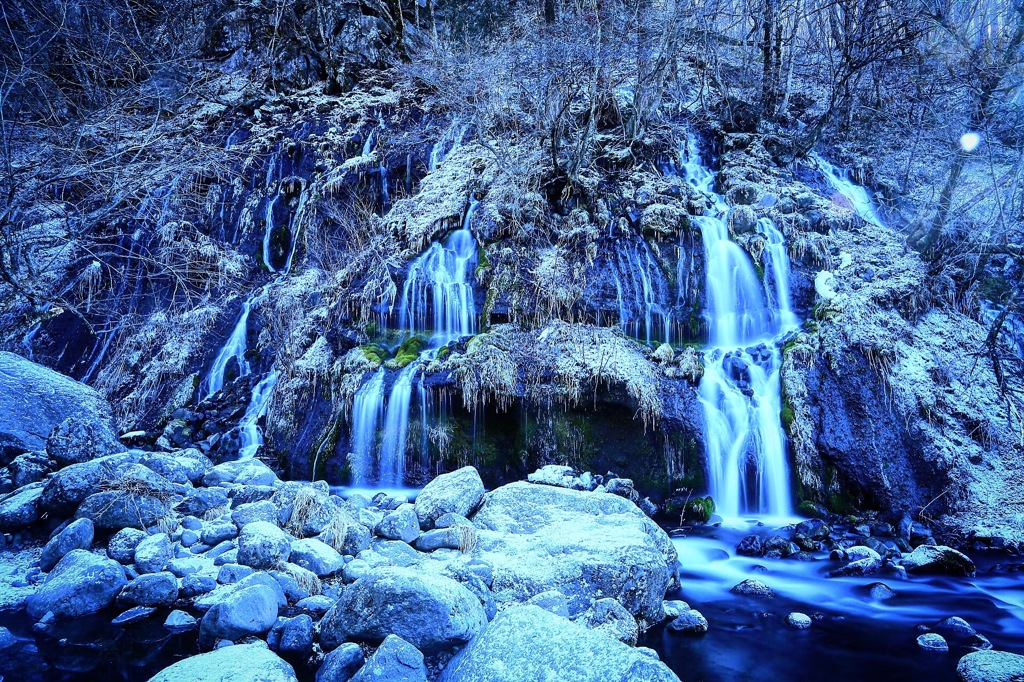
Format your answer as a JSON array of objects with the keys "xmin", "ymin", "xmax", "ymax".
[
  {"xmin": 236, "ymin": 370, "xmax": 279, "ymax": 459},
  {"xmin": 612, "ymin": 239, "xmax": 675, "ymax": 345},
  {"xmin": 813, "ymin": 155, "xmax": 884, "ymax": 227},
  {"xmin": 679, "ymin": 134, "xmax": 798, "ymax": 518},
  {"xmin": 349, "ymin": 368, "xmax": 385, "ymax": 485},
  {"xmin": 203, "ymin": 292, "xmax": 258, "ymax": 400}
]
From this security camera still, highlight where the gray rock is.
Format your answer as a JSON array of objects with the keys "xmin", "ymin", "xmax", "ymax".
[
  {"xmin": 237, "ymin": 521, "xmax": 292, "ymax": 569},
  {"xmin": 414, "ymin": 466, "xmax": 485, "ymax": 529},
  {"xmin": 376, "ymin": 504, "xmax": 421, "ymax": 543},
  {"xmin": 76, "ymin": 490, "xmax": 172, "ymax": 530},
  {"xmin": 829, "ymin": 556, "xmax": 882, "ymax": 578},
  {"xmin": 46, "ymin": 416, "xmax": 122, "ymax": 467},
  {"xmin": 201, "ymin": 522, "xmax": 238, "ymax": 546},
  {"xmin": 165, "ymin": 610, "xmax": 198, "ymax": 632},
  {"xmin": 471, "ymin": 482, "xmax": 676, "ymax": 623},
  {"xmin": 26, "ymin": 549, "xmax": 127, "ymax": 619},
  {"xmin": 289, "ymin": 538, "xmax": 344, "ymax": 577},
  {"xmin": 135, "ymin": 533, "xmax": 173, "ymax": 574},
  {"xmin": 903, "ymin": 545, "xmax": 976, "ymax": 576},
  {"xmin": 112, "ymin": 605, "xmax": 156, "ymax": 625},
  {"xmin": 868, "ymin": 582, "xmax": 897, "ymax": 600},
  {"xmin": 176, "ymin": 487, "xmax": 229, "ymax": 516},
  {"xmin": 935, "ymin": 616, "xmax": 977, "ymax": 638},
  {"xmin": 577, "ymin": 598, "xmax": 639, "ymax": 645},
  {"xmin": 109, "ymin": 528, "xmax": 148, "ymax": 563},
  {"xmin": 350, "ymin": 635, "xmax": 427, "ymax": 682},
  {"xmin": 217, "ymin": 563, "xmax": 254, "ymax": 584},
  {"xmin": 525, "ymin": 590, "xmax": 569, "ymax": 617},
  {"xmin": 0, "ymin": 351, "xmax": 115, "ymax": 456},
  {"xmin": 272, "ymin": 482, "xmax": 339, "ymax": 535},
  {"xmin": 319, "ymin": 567, "xmax": 487, "ymax": 653},
  {"xmin": 119, "ymin": 571, "xmax": 178, "ymax": 607},
  {"xmin": 917, "ymin": 633, "xmax": 949, "ymax": 653},
  {"xmin": 180, "ymin": 573, "xmax": 217, "ymax": 598},
  {"xmin": 526, "ymin": 465, "xmax": 577, "ymax": 488},
  {"xmin": 316, "ymin": 642, "xmax": 364, "ymax": 682},
  {"xmin": 414, "ymin": 526, "xmax": 474, "ymax": 552},
  {"xmin": 786, "ymin": 612, "xmax": 812, "ymax": 629},
  {"xmin": 148, "ymin": 642, "xmax": 297, "ymax": 682},
  {"xmin": 296, "ymin": 594, "xmax": 334, "ymax": 616},
  {"xmin": 203, "ymin": 459, "xmax": 279, "ymax": 488},
  {"xmin": 41, "ymin": 518, "xmax": 95, "ymax": 572},
  {"xmin": 200, "ymin": 584, "xmax": 279, "ymax": 641},
  {"xmin": 667, "ymin": 608, "xmax": 709, "ymax": 635},
  {"xmin": 40, "ymin": 452, "xmax": 137, "ymax": 515},
  {"xmin": 169, "ymin": 556, "xmax": 214, "ymax": 578},
  {"xmin": 661, "ymin": 600, "xmax": 690, "ymax": 620},
  {"xmin": 231, "ymin": 500, "xmax": 278, "ymax": 527},
  {"xmin": 142, "ymin": 450, "xmax": 212, "ymax": 485},
  {"xmin": 0, "ymin": 483, "xmax": 43, "ymax": 530},
  {"xmin": 439, "ymin": 605, "xmax": 680, "ymax": 682},
  {"xmin": 730, "ymin": 579, "xmax": 774, "ymax": 598},
  {"xmin": 957, "ymin": 650, "xmax": 1024, "ymax": 682},
  {"xmin": 279, "ymin": 614, "xmax": 314, "ymax": 656},
  {"xmin": 9, "ymin": 451, "xmax": 53, "ymax": 488}
]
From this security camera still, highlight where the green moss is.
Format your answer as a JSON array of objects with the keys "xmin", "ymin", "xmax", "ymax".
[
  {"xmin": 436, "ymin": 345, "xmax": 450, "ymax": 362},
  {"xmin": 682, "ymin": 495, "xmax": 716, "ymax": 524},
  {"xmin": 475, "ymin": 244, "xmax": 490, "ymax": 279},
  {"xmin": 798, "ymin": 500, "xmax": 827, "ymax": 519},
  {"xmin": 780, "ymin": 403, "xmax": 795, "ymax": 433},
  {"xmin": 388, "ymin": 335, "xmax": 427, "ymax": 368},
  {"xmin": 360, "ymin": 344, "xmax": 388, "ymax": 367}
]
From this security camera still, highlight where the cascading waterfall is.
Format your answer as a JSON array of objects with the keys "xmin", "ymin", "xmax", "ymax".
[
  {"xmin": 348, "ymin": 196, "xmax": 480, "ymax": 486},
  {"xmin": 679, "ymin": 133, "xmax": 798, "ymax": 518},
  {"xmin": 236, "ymin": 370, "xmax": 279, "ymax": 459},
  {"xmin": 203, "ymin": 292, "xmax": 257, "ymax": 400},
  {"xmin": 813, "ymin": 154, "xmax": 884, "ymax": 227},
  {"xmin": 613, "ymin": 239, "xmax": 674, "ymax": 345}
]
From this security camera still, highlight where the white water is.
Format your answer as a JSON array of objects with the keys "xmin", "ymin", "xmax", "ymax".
[
  {"xmin": 350, "ymin": 368, "xmax": 385, "ymax": 486},
  {"xmin": 428, "ymin": 119, "xmax": 469, "ymax": 172},
  {"xmin": 237, "ymin": 370, "xmax": 279, "ymax": 459},
  {"xmin": 203, "ymin": 292, "xmax": 258, "ymax": 400},
  {"xmin": 613, "ymin": 239, "xmax": 674, "ymax": 345},
  {"xmin": 679, "ymin": 133, "xmax": 798, "ymax": 518},
  {"xmin": 813, "ymin": 154, "xmax": 884, "ymax": 227}
]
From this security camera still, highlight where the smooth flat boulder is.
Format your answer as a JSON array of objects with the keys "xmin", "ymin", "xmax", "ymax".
[
  {"xmin": 0, "ymin": 351, "xmax": 114, "ymax": 459},
  {"xmin": 957, "ymin": 650, "xmax": 1024, "ymax": 682},
  {"xmin": 26, "ymin": 549, "xmax": 127, "ymax": 619},
  {"xmin": 439, "ymin": 605, "xmax": 680, "ymax": 682},
  {"xmin": 319, "ymin": 567, "xmax": 487, "ymax": 653},
  {"xmin": 415, "ymin": 466, "xmax": 485, "ymax": 529},
  {"xmin": 470, "ymin": 482, "xmax": 677, "ymax": 622},
  {"xmin": 147, "ymin": 643, "xmax": 297, "ymax": 682}
]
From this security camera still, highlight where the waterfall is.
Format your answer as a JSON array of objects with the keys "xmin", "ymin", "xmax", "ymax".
[
  {"xmin": 348, "ymin": 195, "xmax": 480, "ymax": 487},
  {"xmin": 428, "ymin": 119, "xmax": 470, "ymax": 172},
  {"xmin": 203, "ymin": 293, "xmax": 257, "ymax": 399},
  {"xmin": 812, "ymin": 154, "xmax": 884, "ymax": 227},
  {"xmin": 612, "ymin": 239, "xmax": 674, "ymax": 345},
  {"xmin": 678, "ymin": 133, "xmax": 797, "ymax": 518},
  {"xmin": 237, "ymin": 370, "xmax": 279, "ymax": 459}
]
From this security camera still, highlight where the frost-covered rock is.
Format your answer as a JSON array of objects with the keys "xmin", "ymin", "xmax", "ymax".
[
  {"xmin": 917, "ymin": 633, "xmax": 949, "ymax": 653},
  {"xmin": 289, "ymin": 538, "xmax": 344, "ymax": 577},
  {"xmin": 27, "ymin": 549, "xmax": 127, "ymax": 619},
  {"xmin": 76, "ymin": 489, "xmax": 172, "ymax": 530},
  {"xmin": 237, "ymin": 521, "xmax": 292, "ymax": 569},
  {"xmin": 667, "ymin": 608, "xmax": 709, "ymax": 635},
  {"xmin": 376, "ymin": 504, "xmax": 421, "ymax": 543},
  {"xmin": 0, "ymin": 483, "xmax": 43, "ymax": 530},
  {"xmin": 199, "ymin": 584, "xmax": 280, "ymax": 641},
  {"xmin": 134, "ymin": 533, "xmax": 173, "ymax": 574},
  {"xmin": 439, "ymin": 605, "xmax": 680, "ymax": 682},
  {"xmin": 470, "ymin": 482, "xmax": 676, "ymax": 623},
  {"xmin": 576, "ymin": 598, "xmax": 639, "ymax": 645},
  {"xmin": 957, "ymin": 650, "xmax": 1024, "ymax": 682},
  {"xmin": 119, "ymin": 571, "xmax": 178, "ymax": 607},
  {"xmin": 903, "ymin": 545, "xmax": 976, "ymax": 576},
  {"xmin": 39, "ymin": 452, "xmax": 137, "ymax": 515},
  {"xmin": 730, "ymin": 579, "xmax": 774, "ymax": 598},
  {"xmin": 316, "ymin": 642, "xmax": 364, "ymax": 682},
  {"xmin": 319, "ymin": 567, "xmax": 487, "ymax": 653},
  {"xmin": 108, "ymin": 528, "xmax": 148, "ymax": 564},
  {"xmin": 414, "ymin": 466, "xmax": 485, "ymax": 529},
  {"xmin": 40, "ymin": 518, "xmax": 94, "ymax": 571},
  {"xmin": 46, "ymin": 416, "xmax": 123, "ymax": 467},
  {"xmin": 148, "ymin": 643, "xmax": 297, "ymax": 682},
  {"xmin": 350, "ymin": 635, "xmax": 427, "ymax": 682}
]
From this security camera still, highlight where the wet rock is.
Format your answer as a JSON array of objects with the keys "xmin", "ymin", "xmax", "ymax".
[
  {"xmin": 957, "ymin": 650, "xmax": 1024, "ymax": 681},
  {"xmin": 737, "ymin": 535, "xmax": 765, "ymax": 557},
  {"xmin": 119, "ymin": 571, "xmax": 178, "ymax": 607},
  {"xmin": 414, "ymin": 466, "xmax": 485, "ymax": 530},
  {"xmin": 112, "ymin": 605, "xmax": 156, "ymax": 625},
  {"xmin": 730, "ymin": 579, "xmax": 774, "ymax": 598},
  {"xmin": 319, "ymin": 566, "xmax": 487, "ymax": 653},
  {"xmin": 935, "ymin": 616, "xmax": 977, "ymax": 639},
  {"xmin": 903, "ymin": 545, "xmax": 976, "ymax": 577},
  {"xmin": 667, "ymin": 608, "xmax": 709, "ymax": 635},
  {"xmin": 471, "ymin": 482, "xmax": 676, "ymax": 623},
  {"xmin": 868, "ymin": 582, "xmax": 897, "ymax": 600},
  {"xmin": 148, "ymin": 642, "xmax": 297, "ymax": 682},
  {"xmin": 438, "ymin": 605, "xmax": 680, "ymax": 682},
  {"xmin": 26, "ymin": 549, "xmax": 127, "ymax": 619},
  {"xmin": 577, "ymin": 598, "xmax": 639, "ymax": 645},
  {"xmin": 786, "ymin": 612, "xmax": 812, "ymax": 629},
  {"xmin": 134, "ymin": 533, "xmax": 172, "ymax": 574},
  {"xmin": 829, "ymin": 556, "xmax": 882, "ymax": 578},
  {"xmin": 237, "ymin": 521, "xmax": 292, "ymax": 569},
  {"xmin": 316, "ymin": 642, "xmax": 364, "ymax": 682},
  {"xmin": 729, "ymin": 205, "xmax": 757, "ymax": 234},
  {"xmin": 917, "ymin": 633, "xmax": 949, "ymax": 653},
  {"xmin": 200, "ymin": 583, "xmax": 280, "ymax": 642},
  {"xmin": 46, "ymin": 416, "xmax": 122, "ymax": 467},
  {"xmin": 795, "ymin": 519, "xmax": 830, "ymax": 540},
  {"xmin": 351, "ymin": 635, "xmax": 427, "ymax": 682},
  {"xmin": 289, "ymin": 538, "xmax": 344, "ymax": 577},
  {"xmin": 41, "ymin": 518, "xmax": 94, "ymax": 571},
  {"xmin": 0, "ymin": 483, "xmax": 43, "ymax": 530},
  {"xmin": 376, "ymin": 504, "xmax": 421, "ymax": 543},
  {"xmin": 108, "ymin": 528, "xmax": 147, "ymax": 564}
]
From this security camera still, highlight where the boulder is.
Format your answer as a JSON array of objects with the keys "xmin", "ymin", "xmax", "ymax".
[
  {"xmin": 113, "ymin": 605, "xmax": 157, "ymax": 625},
  {"xmin": 471, "ymin": 482, "xmax": 676, "ymax": 622},
  {"xmin": 231, "ymin": 500, "xmax": 278, "ymax": 527},
  {"xmin": 526, "ymin": 590, "xmax": 569, "ymax": 617},
  {"xmin": 147, "ymin": 643, "xmax": 297, "ymax": 682},
  {"xmin": 176, "ymin": 487, "xmax": 229, "ymax": 516},
  {"xmin": 119, "ymin": 571, "xmax": 178, "ymax": 607},
  {"xmin": 730, "ymin": 579, "xmax": 774, "ymax": 598},
  {"xmin": 413, "ymin": 526, "xmax": 472, "ymax": 552},
  {"xmin": 46, "ymin": 416, "xmax": 122, "ymax": 467},
  {"xmin": 350, "ymin": 635, "xmax": 427, "ymax": 682},
  {"xmin": 667, "ymin": 608, "xmax": 709, "ymax": 635},
  {"xmin": 0, "ymin": 351, "xmax": 115, "ymax": 458},
  {"xmin": 319, "ymin": 567, "xmax": 487, "ymax": 653},
  {"xmin": 786, "ymin": 612, "xmax": 812, "ymax": 629},
  {"xmin": 199, "ymin": 584, "xmax": 280, "ymax": 641},
  {"xmin": 414, "ymin": 466, "xmax": 485, "ymax": 529},
  {"xmin": 957, "ymin": 650, "xmax": 1024, "ymax": 682},
  {"xmin": 141, "ymin": 450, "xmax": 212, "ymax": 485},
  {"xmin": 316, "ymin": 642, "xmax": 364, "ymax": 682},
  {"xmin": 108, "ymin": 528, "xmax": 148, "ymax": 563},
  {"xmin": 165, "ymin": 610, "xmax": 198, "ymax": 632},
  {"xmin": 0, "ymin": 483, "xmax": 43, "ymax": 530},
  {"xmin": 9, "ymin": 451, "xmax": 53, "ymax": 487},
  {"xmin": 273, "ymin": 482, "xmax": 339, "ymax": 536},
  {"xmin": 40, "ymin": 452, "xmax": 137, "ymax": 515},
  {"xmin": 26, "ymin": 549, "xmax": 127, "ymax": 619},
  {"xmin": 134, "ymin": 533, "xmax": 173, "ymax": 574},
  {"xmin": 576, "ymin": 598, "xmax": 639, "ymax": 645},
  {"xmin": 278, "ymin": 614, "xmax": 314, "ymax": 656},
  {"xmin": 76, "ymin": 490, "xmax": 172, "ymax": 530},
  {"xmin": 439, "ymin": 605, "xmax": 680, "ymax": 682},
  {"xmin": 376, "ymin": 504, "xmax": 421, "ymax": 543},
  {"xmin": 903, "ymin": 545, "xmax": 976, "ymax": 576},
  {"xmin": 40, "ymin": 518, "xmax": 95, "ymax": 571},
  {"xmin": 289, "ymin": 538, "xmax": 344, "ymax": 577},
  {"xmin": 237, "ymin": 521, "xmax": 292, "ymax": 569},
  {"xmin": 917, "ymin": 633, "xmax": 949, "ymax": 653}
]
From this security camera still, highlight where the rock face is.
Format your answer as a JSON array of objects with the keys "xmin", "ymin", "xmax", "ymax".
[
  {"xmin": 957, "ymin": 650, "xmax": 1024, "ymax": 682},
  {"xmin": 415, "ymin": 466, "xmax": 486, "ymax": 529},
  {"xmin": 26, "ymin": 549, "xmax": 127, "ymax": 619},
  {"xmin": 148, "ymin": 643, "xmax": 297, "ymax": 682},
  {"xmin": 439, "ymin": 605, "xmax": 680, "ymax": 682},
  {"xmin": 903, "ymin": 545, "xmax": 976, "ymax": 576},
  {"xmin": 319, "ymin": 567, "xmax": 487, "ymax": 653},
  {"xmin": 0, "ymin": 351, "xmax": 115, "ymax": 459},
  {"xmin": 471, "ymin": 482, "xmax": 677, "ymax": 623}
]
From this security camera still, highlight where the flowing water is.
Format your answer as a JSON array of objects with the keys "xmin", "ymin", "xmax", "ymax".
[
  {"xmin": 813, "ymin": 154, "xmax": 885, "ymax": 227},
  {"xmin": 612, "ymin": 238, "xmax": 675, "ymax": 345},
  {"xmin": 236, "ymin": 370, "xmax": 279, "ymax": 459},
  {"xmin": 679, "ymin": 134, "xmax": 797, "ymax": 518},
  {"xmin": 202, "ymin": 292, "xmax": 257, "ymax": 400}
]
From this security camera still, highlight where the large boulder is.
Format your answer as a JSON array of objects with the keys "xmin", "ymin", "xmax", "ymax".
[
  {"xmin": 26, "ymin": 549, "xmax": 127, "ymax": 619},
  {"xmin": 40, "ymin": 518, "xmax": 95, "ymax": 571},
  {"xmin": 199, "ymin": 584, "xmax": 280, "ymax": 641},
  {"xmin": 289, "ymin": 538, "xmax": 344, "ymax": 577},
  {"xmin": 350, "ymin": 635, "xmax": 427, "ymax": 682},
  {"xmin": 0, "ymin": 351, "xmax": 115, "ymax": 460},
  {"xmin": 470, "ymin": 482, "xmax": 677, "ymax": 622},
  {"xmin": 76, "ymin": 490, "xmax": 172, "ymax": 530},
  {"xmin": 439, "ymin": 605, "xmax": 680, "ymax": 682},
  {"xmin": 415, "ymin": 466, "xmax": 485, "ymax": 529},
  {"xmin": 40, "ymin": 451, "xmax": 138, "ymax": 515},
  {"xmin": 46, "ymin": 416, "xmax": 123, "ymax": 467},
  {"xmin": 957, "ymin": 650, "xmax": 1024, "ymax": 682},
  {"xmin": 903, "ymin": 545, "xmax": 976, "ymax": 576},
  {"xmin": 0, "ymin": 483, "xmax": 43, "ymax": 531},
  {"xmin": 316, "ymin": 643, "xmax": 364, "ymax": 682},
  {"xmin": 134, "ymin": 533, "xmax": 173, "ymax": 574},
  {"xmin": 119, "ymin": 571, "xmax": 179, "ymax": 607},
  {"xmin": 319, "ymin": 567, "xmax": 487, "ymax": 653},
  {"xmin": 147, "ymin": 643, "xmax": 297, "ymax": 682},
  {"xmin": 237, "ymin": 521, "xmax": 292, "ymax": 569}
]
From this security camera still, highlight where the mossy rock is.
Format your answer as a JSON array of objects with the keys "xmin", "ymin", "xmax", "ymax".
[
  {"xmin": 798, "ymin": 500, "xmax": 828, "ymax": 519},
  {"xmin": 385, "ymin": 335, "xmax": 427, "ymax": 369},
  {"xmin": 682, "ymin": 496, "xmax": 716, "ymax": 524},
  {"xmin": 360, "ymin": 344, "xmax": 388, "ymax": 368}
]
